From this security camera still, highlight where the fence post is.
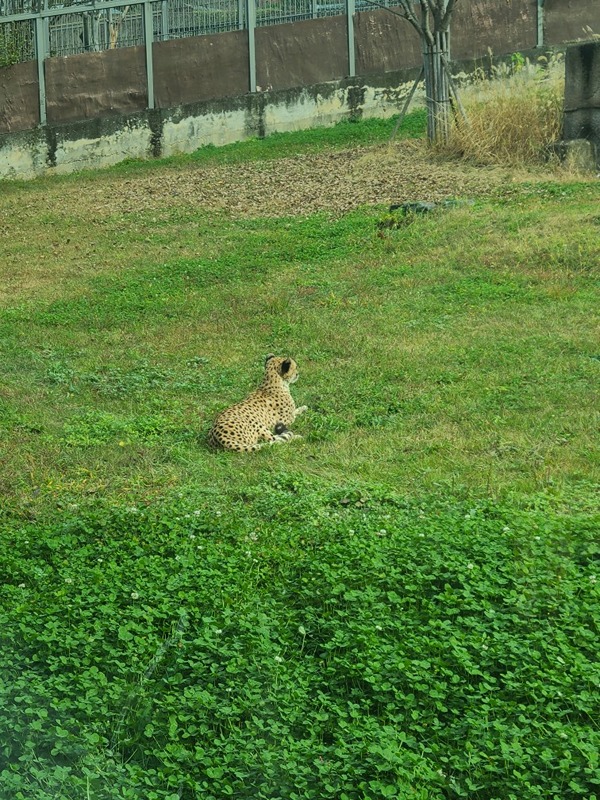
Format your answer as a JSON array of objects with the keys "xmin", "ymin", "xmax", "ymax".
[
  {"xmin": 346, "ymin": 0, "xmax": 355, "ymax": 77},
  {"xmin": 246, "ymin": 0, "xmax": 256, "ymax": 92},
  {"xmin": 536, "ymin": 0, "xmax": 544, "ymax": 48},
  {"xmin": 143, "ymin": 0, "xmax": 155, "ymax": 108},
  {"xmin": 34, "ymin": 14, "xmax": 47, "ymax": 125}
]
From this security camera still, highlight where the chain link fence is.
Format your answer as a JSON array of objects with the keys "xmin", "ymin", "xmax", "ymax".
[{"xmin": 0, "ymin": 0, "xmax": 392, "ymax": 64}]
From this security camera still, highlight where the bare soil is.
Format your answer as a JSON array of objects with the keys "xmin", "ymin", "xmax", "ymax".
[
  {"xmin": 108, "ymin": 140, "xmax": 510, "ymax": 218},
  {"xmin": 25, "ymin": 139, "xmax": 510, "ymax": 221}
]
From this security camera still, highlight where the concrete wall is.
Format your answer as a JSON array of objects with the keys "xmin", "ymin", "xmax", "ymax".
[
  {"xmin": 256, "ymin": 16, "xmax": 349, "ymax": 91},
  {"xmin": 0, "ymin": 71, "xmax": 417, "ymax": 179},
  {"xmin": 563, "ymin": 41, "xmax": 600, "ymax": 165},
  {"xmin": 154, "ymin": 31, "xmax": 250, "ymax": 106},
  {"xmin": 46, "ymin": 47, "xmax": 148, "ymax": 124},
  {"xmin": 0, "ymin": 61, "xmax": 39, "ymax": 132},
  {"xmin": 546, "ymin": 0, "xmax": 600, "ymax": 45},
  {"xmin": 450, "ymin": 0, "xmax": 537, "ymax": 60}
]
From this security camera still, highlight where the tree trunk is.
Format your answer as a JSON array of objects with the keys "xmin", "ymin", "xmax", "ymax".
[{"xmin": 423, "ymin": 28, "xmax": 451, "ymax": 143}]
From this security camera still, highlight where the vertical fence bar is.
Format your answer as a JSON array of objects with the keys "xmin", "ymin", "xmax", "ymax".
[
  {"xmin": 238, "ymin": 0, "xmax": 244, "ymax": 30},
  {"xmin": 246, "ymin": 0, "xmax": 256, "ymax": 92},
  {"xmin": 536, "ymin": 0, "xmax": 544, "ymax": 48},
  {"xmin": 43, "ymin": 0, "xmax": 50, "ymax": 58},
  {"xmin": 143, "ymin": 0, "xmax": 155, "ymax": 108},
  {"xmin": 161, "ymin": 0, "xmax": 169, "ymax": 41},
  {"xmin": 34, "ymin": 14, "xmax": 47, "ymax": 125},
  {"xmin": 346, "ymin": 0, "xmax": 355, "ymax": 77}
]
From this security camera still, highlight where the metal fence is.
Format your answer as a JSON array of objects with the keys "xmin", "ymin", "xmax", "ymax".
[{"xmin": 0, "ymin": 0, "xmax": 391, "ymax": 65}]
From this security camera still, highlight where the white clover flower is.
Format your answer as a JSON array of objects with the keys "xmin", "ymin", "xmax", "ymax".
[
  {"xmin": 130, "ymin": 591, "xmax": 139, "ymax": 600},
  {"xmin": 467, "ymin": 563, "xmax": 474, "ymax": 570},
  {"xmin": 503, "ymin": 526, "xmax": 510, "ymax": 532},
  {"xmin": 193, "ymin": 510, "xmax": 201, "ymax": 516},
  {"xmin": 418, "ymin": 533, "xmax": 425, "ymax": 538},
  {"xmin": 215, "ymin": 629, "xmax": 222, "ymax": 635},
  {"xmin": 274, "ymin": 655, "xmax": 283, "ymax": 663},
  {"xmin": 65, "ymin": 577, "xmax": 73, "ymax": 584},
  {"xmin": 18, "ymin": 583, "xmax": 26, "ymax": 589},
  {"xmin": 534, "ymin": 536, "xmax": 541, "ymax": 541},
  {"xmin": 375, "ymin": 625, "xmax": 383, "ymax": 631}
]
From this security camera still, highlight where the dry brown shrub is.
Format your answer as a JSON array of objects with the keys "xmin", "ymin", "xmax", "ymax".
[{"xmin": 440, "ymin": 56, "xmax": 565, "ymax": 167}]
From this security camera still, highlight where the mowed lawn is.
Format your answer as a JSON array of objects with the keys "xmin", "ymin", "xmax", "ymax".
[{"xmin": 0, "ymin": 115, "xmax": 599, "ymax": 800}]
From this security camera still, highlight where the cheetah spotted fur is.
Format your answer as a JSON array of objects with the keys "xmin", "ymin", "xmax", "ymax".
[{"xmin": 208, "ymin": 355, "xmax": 307, "ymax": 452}]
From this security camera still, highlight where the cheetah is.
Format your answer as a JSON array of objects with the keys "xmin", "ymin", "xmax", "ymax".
[{"xmin": 208, "ymin": 355, "xmax": 307, "ymax": 452}]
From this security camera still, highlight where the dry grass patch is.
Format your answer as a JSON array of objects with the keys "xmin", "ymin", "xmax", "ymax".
[{"xmin": 440, "ymin": 55, "xmax": 565, "ymax": 167}]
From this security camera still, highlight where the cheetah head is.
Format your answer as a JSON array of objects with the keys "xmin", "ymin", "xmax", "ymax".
[{"xmin": 265, "ymin": 354, "xmax": 300, "ymax": 384}]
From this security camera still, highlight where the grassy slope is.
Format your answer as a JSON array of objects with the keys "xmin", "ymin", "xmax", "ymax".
[{"xmin": 0, "ymin": 114, "xmax": 599, "ymax": 799}]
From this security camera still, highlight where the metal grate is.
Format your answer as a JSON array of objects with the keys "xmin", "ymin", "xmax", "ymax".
[
  {"xmin": 165, "ymin": 0, "xmax": 242, "ymax": 39},
  {"xmin": 0, "ymin": 0, "xmax": 376, "ymax": 65},
  {"xmin": 0, "ymin": 18, "xmax": 34, "ymax": 63}
]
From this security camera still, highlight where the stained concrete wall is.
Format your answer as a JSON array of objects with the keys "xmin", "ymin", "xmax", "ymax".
[
  {"xmin": 354, "ymin": 8, "xmax": 421, "ymax": 73},
  {"xmin": 154, "ymin": 30, "xmax": 250, "ymax": 106},
  {"xmin": 45, "ymin": 48, "xmax": 147, "ymax": 124},
  {"xmin": 0, "ymin": 61, "xmax": 39, "ymax": 132},
  {"xmin": 563, "ymin": 41, "xmax": 600, "ymax": 165},
  {"xmin": 256, "ymin": 16, "xmax": 349, "ymax": 91},
  {"xmin": 0, "ymin": 71, "xmax": 417, "ymax": 179},
  {"xmin": 546, "ymin": 0, "xmax": 600, "ymax": 46},
  {"xmin": 450, "ymin": 0, "xmax": 537, "ymax": 59}
]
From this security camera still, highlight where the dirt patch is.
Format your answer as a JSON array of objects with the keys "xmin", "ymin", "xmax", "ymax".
[
  {"xmin": 52, "ymin": 139, "xmax": 510, "ymax": 221},
  {"xmin": 109, "ymin": 140, "xmax": 508, "ymax": 218}
]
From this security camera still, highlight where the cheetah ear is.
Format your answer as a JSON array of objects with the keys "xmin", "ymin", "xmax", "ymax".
[
  {"xmin": 265, "ymin": 353, "xmax": 276, "ymax": 364},
  {"xmin": 280, "ymin": 358, "xmax": 292, "ymax": 376}
]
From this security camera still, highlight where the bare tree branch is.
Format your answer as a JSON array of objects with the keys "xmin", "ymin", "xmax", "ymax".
[
  {"xmin": 395, "ymin": 0, "xmax": 427, "ymax": 38},
  {"xmin": 441, "ymin": 0, "xmax": 459, "ymax": 32},
  {"xmin": 422, "ymin": 0, "xmax": 438, "ymax": 22},
  {"xmin": 419, "ymin": 1, "xmax": 434, "ymax": 47}
]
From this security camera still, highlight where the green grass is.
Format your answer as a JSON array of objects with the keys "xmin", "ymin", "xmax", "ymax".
[
  {"xmin": 114, "ymin": 112, "xmax": 428, "ymax": 172},
  {"xmin": 0, "ymin": 114, "xmax": 599, "ymax": 799}
]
